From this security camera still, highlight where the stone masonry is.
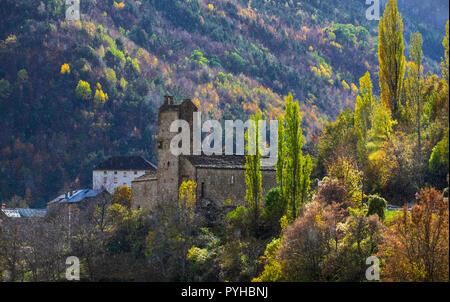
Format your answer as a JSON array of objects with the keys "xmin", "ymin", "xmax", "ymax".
[{"xmin": 131, "ymin": 96, "xmax": 277, "ymax": 209}]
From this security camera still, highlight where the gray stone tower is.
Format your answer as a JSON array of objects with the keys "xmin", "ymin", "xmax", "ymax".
[{"xmin": 156, "ymin": 95, "xmax": 197, "ymax": 203}]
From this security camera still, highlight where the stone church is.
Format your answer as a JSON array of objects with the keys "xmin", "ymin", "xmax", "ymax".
[{"xmin": 131, "ymin": 96, "xmax": 277, "ymax": 210}]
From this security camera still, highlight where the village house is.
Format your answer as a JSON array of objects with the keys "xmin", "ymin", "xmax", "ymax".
[
  {"xmin": 44, "ymin": 156, "xmax": 151, "ymax": 213},
  {"xmin": 131, "ymin": 96, "xmax": 277, "ymax": 210},
  {"xmin": 92, "ymin": 156, "xmax": 157, "ymax": 194}
]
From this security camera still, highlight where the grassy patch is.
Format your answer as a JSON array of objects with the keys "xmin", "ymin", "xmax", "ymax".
[{"xmin": 384, "ymin": 210, "xmax": 404, "ymax": 226}]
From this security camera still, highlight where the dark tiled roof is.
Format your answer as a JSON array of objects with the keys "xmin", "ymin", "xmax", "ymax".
[
  {"xmin": 184, "ymin": 155, "xmax": 245, "ymax": 167},
  {"xmin": 132, "ymin": 171, "xmax": 157, "ymax": 182},
  {"xmin": 159, "ymin": 98, "xmax": 197, "ymax": 112},
  {"xmin": 159, "ymin": 104, "xmax": 180, "ymax": 111},
  {"xmin": 94, "ymin": 156, "xmax": 157, "ymax": 171},
  {"xmin": 159, "ymin": 102, "xmax": 183, "ymax": 111},
  {"xmin": 183, "ymin": 155, "xmax": 275, "ymax": 170}
]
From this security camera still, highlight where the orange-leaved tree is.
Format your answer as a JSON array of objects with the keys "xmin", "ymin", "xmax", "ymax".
[{"xmin": 379, "ymin": 188, "xmax": 449, "ymax": 281}]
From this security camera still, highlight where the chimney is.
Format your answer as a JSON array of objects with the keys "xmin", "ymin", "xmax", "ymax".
[
  {"xmin": 1, "ymin": 203, "xmax": 6, "ymax": 209},
  {"xmin": 164, "ymin": 95, "xmax": 174, "ymax": 105}
]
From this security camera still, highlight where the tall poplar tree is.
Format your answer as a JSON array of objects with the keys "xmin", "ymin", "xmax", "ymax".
[
  {"xmin": 404, "ymin": 33, "xmax": 423, "ymax": 128},
  {"xmin": 408, "ymin": 33, "xmax": 424, "ymax": 171},
  {"xmin": 283, "ymin": 93, "xmax": 308, "ymax": 221},
  {"xmin": 378, "ymin": 0, "xmax": 406, "ymax": 120},
  {"xmin": 354, "ymin": 71, "xmax": 374, "ymax": 166},
  {"xmin": 442, "ymin": 21, "xmax": 449, "ymax": 85},
  {"xmin": 245, "ymin": 113, "xmax": 263, "ymax": 235},
  {"xmin": 276, "ymin": 114, "xmax": 286, "ymax": 196},
  {"xmin": 299, "ymin": 155, "xmax": 312, "ymax": 207}
]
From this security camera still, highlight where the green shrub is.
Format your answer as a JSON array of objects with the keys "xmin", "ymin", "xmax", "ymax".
[
  {"xmin": 261, "ymin": 187, "xmax": 286, "ymax": 236},
  {"xmin": 75, "ymin": 80, "xmax": 92, "ymax": 100},
  {"xmin": 367, "ymin": 194, "xmax": 387, "ymax": 220},
  {"xmin": 0, "ymin": 79, "xmax": 12, "ymax": 98},
  {"xmin": 105, "ymin": 47, "xmax": 126, "ymax": 69}
]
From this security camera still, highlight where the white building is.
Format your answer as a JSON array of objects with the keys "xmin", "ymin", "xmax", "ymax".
[{"xmin": 92, "ymin": 156, "xmax": 157, "ymax": 194}]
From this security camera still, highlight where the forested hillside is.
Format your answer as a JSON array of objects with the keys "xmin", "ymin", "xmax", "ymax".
[
  {"xmin": 0, "ymin": 0, "xmax": 448, "ymax": 206},
  {"xmin": 0, "ymin": 0, "xmax": 448, "ymax": 283}
]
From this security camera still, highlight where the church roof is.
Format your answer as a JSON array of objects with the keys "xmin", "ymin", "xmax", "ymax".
[
  {"xmin": 132, "ymin": 171, "xmax": 157, "ymax": 182},
  {"xmin": 183, "ymin": 155, "xmax": 275, "ymax": 170},
  {"xmin": 93, "ymin": 156, "xmax": 157, "ymax": 171},
  {"xmin": 184, "ymin": 155, "xmax": 245, "ymax": 168}
]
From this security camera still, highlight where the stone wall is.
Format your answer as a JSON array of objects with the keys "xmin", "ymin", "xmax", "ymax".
[
  {"xmin": 131, "ymin": 173, "xmax": 158, "ymax": 209},
  {"xmin": 179, "ymin": 157, "xmax": 197, "ymax": 184},
  {"xmin": 195, "ymin": 167, "xmax": 277, "ymax": 205},
  {"xmin": 130, "ymin": 97, "xmax": 279, "ymax": 210},
  {"xmin": 262, "ymin": 169, "xmax": 278, "ymax": 196}
]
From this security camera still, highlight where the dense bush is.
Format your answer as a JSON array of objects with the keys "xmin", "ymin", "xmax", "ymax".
[
  {"xmin": 379, "ymin": 188, "xmax": 449, "ymax": 281},
  {"xmin": 367, "ymin": 194, "xmax": 387, "ymax": 220}
]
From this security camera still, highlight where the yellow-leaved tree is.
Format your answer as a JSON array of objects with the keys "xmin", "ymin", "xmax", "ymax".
[
  {"xmin": 60, "ymin": 63, "xmax": 70, "ymax": 74},
  {"xmin": 75, "ymin": 80, "xmax": 92, "ymax": 100},
  {"xmin": 178, "ymin": 180, "xmax": 197, "ymax": 278},
  {"xmin": 178, "ymin": 180, "xmax": 197, "ymax": 223},
  {"xmin": 112, "ymin": 185, "xmax": 131, "ymax": 208},
  {"xmin": 378, "ymin": 0, "xmax": 406, "ymax": 120},
  {"xmin": 94, "ymin": 82, "xmax": 108, "ymax": 104},
  {"xmin": 354, "ymin": 71, "xmax": 374, "ymax": 166}
]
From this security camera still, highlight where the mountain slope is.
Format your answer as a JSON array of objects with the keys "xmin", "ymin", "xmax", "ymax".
[{"xmin": 0, "ymin": 0, "xmax": 448, "ymax": 206}]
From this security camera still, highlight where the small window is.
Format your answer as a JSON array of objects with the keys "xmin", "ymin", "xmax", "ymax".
[
  {"xmin": 201, "ymin": 182, "xmax": 205, "ymax": 198},
  {"xmin": 104, "ymin": 177, "xmax": 107, "ymax": 184},
  {"xmin": 114, "ymin": 177, "xmax": 118, "ymax": 184},
  {"xmin": 104, "ymin": 171, "xmax": 107, "ymax": 175},
  {"xmin": 231, "ymin": 175, "xmax": 235, "ymax": 184},
  {"xmin": 114, "ymin": 171, "xmax": 118, "ymax": 175},
  {"xmin": 134, "ymin": 171, "xmax": 138, "ymax": 175},
  {"xmin": 158, "ymin": 141, "xmax": 163, "ymax": 149},
  {"xmin": 167, "ymin": 161, "xmax": 170, "ymax": 167},
  {"xmin": 123, "ymin": 171, "xmax": 127, "ymax": 177}
]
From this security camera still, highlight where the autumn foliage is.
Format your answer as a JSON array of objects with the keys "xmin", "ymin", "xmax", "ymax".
[{"xmin": 379, "ymin": 188, "xmax": 449, "ymax": 281}]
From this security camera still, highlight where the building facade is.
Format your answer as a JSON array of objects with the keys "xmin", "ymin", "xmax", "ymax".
[
  {"xmin": 131, "ymin": 96, "xmax": 277, "ymax": 209},
  {"xmin": 92, "ymin": 156, "xmax": 157, "ymax": 194}
]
